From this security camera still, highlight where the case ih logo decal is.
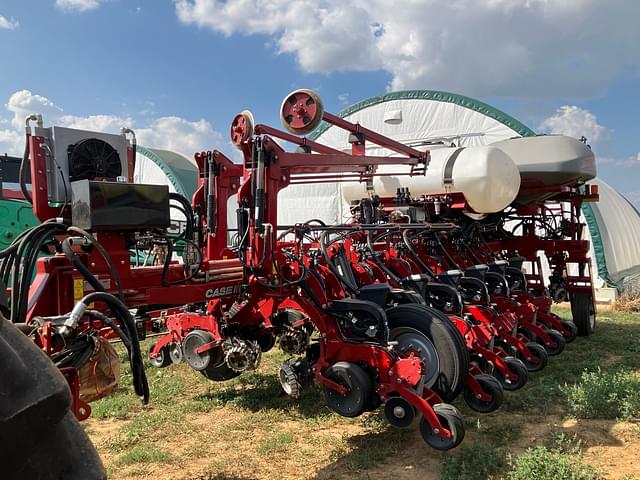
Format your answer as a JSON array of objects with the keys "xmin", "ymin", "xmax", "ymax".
[{"xmin": 205, "ymin": 285, "xmax": 242, "ymax": 298}]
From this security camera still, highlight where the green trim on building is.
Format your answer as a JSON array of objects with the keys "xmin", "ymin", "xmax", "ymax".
[
  {"xmin": 309, "ymin": 89, "xmax": 537, "ymax": 140},
  {"xmin": 581, "ymin": 202, "xmax": 616, "ymax": 287},
  {"xmin": 136, "ymin": 145, "xmax": 198, "ymax": 198}
]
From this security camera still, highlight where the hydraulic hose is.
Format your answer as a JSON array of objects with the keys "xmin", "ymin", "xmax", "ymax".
[
  {"xmin": 66, "ymin": 227, "xmax": 125, "ymax": 301},
  {"xmin": 19, "ymin": 115, "xmax": 40, "ymax": 204},
  {"xmin": 168, "ymin": 192, "xmax": 195, "ymax": 240},
  {"xmin": 319, "ymin": 229, "xmax": 359, "ymax": 294},
  {"xmin": 66, "ymin": 292, "xmax": 149, "ymax": 403}
]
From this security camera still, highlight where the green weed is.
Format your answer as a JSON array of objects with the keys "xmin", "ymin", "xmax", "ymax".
[{"xmin": 566, "ymin": 368, "xmax": 640, "ymax": 420}]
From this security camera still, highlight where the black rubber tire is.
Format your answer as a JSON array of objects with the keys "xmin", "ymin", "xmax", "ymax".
[
  {"xmin": 200, "ymin": 350, "xmax": 241, "ymax": 382},
  {"xmin": 571, "ymin": 292, "xmax": 596, "ymax": 336},
  {"xmin": 149, "ymin": 343, "xmax": 172, "ymax": 368},
  {"xmin": 560, "ymin": 320, "xmax": 578, "ymax": 343},
  {"xmin": 463, "ymin": 374, "xmax": 504, "ymax": 413},
  {"xmin": 469, "ymin": 353, "xmax": 490, "ymax": 373},
  {"xmin": 323, "ymin": 362, "xmax": 373, "ymax": 418},
  {"xmin": 419, "ymin": 403, "xmax": 465, "ymax": 450},
  {"xmin": 493, "ymin": 356, "xmax": 528, "ymax": 391},
  {"xmin": 386, "ymin": 304, "xmax": 468, "ymax": 402},
  {"xmin": 543, "ymin": 329, "xmax": 566, "ymax": 356},
  {"xmin": 517, "ymin": 342, "xmax": 548, "ymax": 372}
]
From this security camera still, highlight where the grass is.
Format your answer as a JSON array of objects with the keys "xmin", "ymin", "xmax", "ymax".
[
  {"xmin": 506, "ymin": 446, "xmax": 601, "ymax": 480},
  {"xmin": 566, "ymin": 368, "xmax": 640, "ymax": 420},
  {"xmin": 86, "ymin": 307, "xmax": 640, "ymax": 479},
  {"xmin": 613, "ymin": 286, "xmax": 640, "ymax": 313},
  {"xmin": 114, "ymin": 444, "xmax": 173, "ymax": 466}
]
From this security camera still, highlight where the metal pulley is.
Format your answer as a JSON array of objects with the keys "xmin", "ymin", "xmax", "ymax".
[
  {"xmin": 230, "ymin": 110, "xmax": 255, "ymax": 149},
  {"xmin": 280, "ymin": 89, "xmax": 324, "ymax": 135}
]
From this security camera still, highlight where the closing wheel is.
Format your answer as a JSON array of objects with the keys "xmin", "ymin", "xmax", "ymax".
[
  {"xmin": 560, "ymin": 320, "xmax": 578, "ymax": 343},
  {"xmin": 323, "ymin": 362, "xmax": 373, "ymax": 418},
  {"xmin": 386, "ymin": 304, "xmax": 468, "ymax": 402},
  {"xmin": 280, "ymin": 89, "xmax": 324, "ymax": 135},
  {"xmin": 200, "ymin": 355, "xmax": 241, "ymax": 382},
  {"xmin": 169, "ymin": 343, "xmax": 183, "ymax": 364},
  {"xmin": 384, "ymin": 397, "xmax": 415, "ymax": 428},
  {"xmin": 571, "ymin": 292, "xmax": 596, "ymax": 336},
  {"xmin": 493, "ymin": 356, "xmax": 528, "ymax": 391},
  {"xmin": 419, "ymin": 403, "xmax": 465, "ymax": 451},
  {"xmin": 230, "ymin": 110, "xmax": 255, "ymax": 148},
  {"xmin": 149, "ymin": 343, "xmax": 171, "ymax": 368},
  {"xmin": 543, "ymin": 329, "xmax": 566, "ymax": 356},
  {"xmin": 517, "ymin": 342, "xmax": 548, "ymax": 372},
  {"xmin": 463, "ymin": 374, "xmax": 504, "ymax": 413}
]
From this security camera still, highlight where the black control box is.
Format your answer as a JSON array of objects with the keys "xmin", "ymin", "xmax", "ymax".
[{"xmin": 71, "ymin": 180, "xmax": 170, "ymax": 231}]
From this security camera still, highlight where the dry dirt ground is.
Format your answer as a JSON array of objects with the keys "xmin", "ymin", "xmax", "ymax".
[{"xmin": 86, "ymin": 308, "xmax": 640, "ymax": 480}]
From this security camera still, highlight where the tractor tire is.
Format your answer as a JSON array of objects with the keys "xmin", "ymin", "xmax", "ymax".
[{"xmin": 0, "ymin": 315, "xmax": 106, "ymax": 479}]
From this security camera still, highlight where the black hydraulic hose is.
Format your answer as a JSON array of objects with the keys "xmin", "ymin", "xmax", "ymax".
[
  {"xmin": 168, "ymin": 192, "xmax": 195, "ymax": 240},
  {"xmin": 10, "ymin": 221, "xmax": 66, "ymax": 321},
  {"xmin": 365, "ymin": 230, "xmax": 402, "ymax": 284},
  {"xmin": 434, "ymin": 233, "xmax": 462, "ymax": 270},
  {"xmin": 70, "ymin": 292, "xmax": 149, "ymax": 403},
  {"xmin": 85, "ymin": 310, "xmax": 132, "ymax": 352},
  {"xmin": 61, "ymin": 238, "xmax": 107, "ymax": 296},
  {"xmin": 20, "ymin": 132, "xmax": 32, "ymax": 204},
  {"xmin": 158, "ymin": 232, "xmax": 202, "ymax": 286},
  {"xmin": 319, "ymin": 229, "xmax": 359, "ymax": 294},
  {"xmin": 66, "ymin": 227, "xmax": 125, "ymax": 302},
  {"xmin": 401, "ymin": 229, "xmax": 437, "ymax": 277},
  {"xmin": 15, "ymin": 225, "xmax": 65, "ymax": 322},
  {"xmin": 51, "ymin": 334, "xmax": 95, "ymax": 369}
]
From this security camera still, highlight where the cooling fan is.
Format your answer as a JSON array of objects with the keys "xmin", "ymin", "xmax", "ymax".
[{"xmin": 67, "ymin": 138, "xmax": 122, "ymax": 181}]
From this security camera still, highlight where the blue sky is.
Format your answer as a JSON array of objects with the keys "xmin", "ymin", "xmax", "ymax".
[{"xmin": 0, "ymin": 0, "xmax": 638, "ymax": 206}]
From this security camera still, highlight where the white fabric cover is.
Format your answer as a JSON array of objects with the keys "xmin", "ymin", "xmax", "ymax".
[{"xmin": 587, "ymin": 178, "xmax": 640, "ymax": 284}]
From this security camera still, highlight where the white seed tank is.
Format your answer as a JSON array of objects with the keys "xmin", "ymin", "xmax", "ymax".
[{"xmin": 341, "ymin": 145, "xmax": 521, "ymax": 213}]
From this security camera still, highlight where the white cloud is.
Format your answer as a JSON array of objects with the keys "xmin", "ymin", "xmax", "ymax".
[
  {"xmin": 55, "ymin": 0, "xmax": 102, "ymax": 12},
  {"xmin": 137, "ymin": 117, "xmax": 224, "ymax": 159},
  {"xmin": 539, "ymin": 106, "xmax": 608, "ymax": 146},
  {"xmin": 6, "ymin": 90, "xmax": 64, "ymax": 129},
  {"xmin": 0, "ymin": 128, "xmax": 23, "ymax": 155},
  {"xmin": 174, "ymin": 0, "xmax": 640, "ymax": 98},
  {"xmin": 0, "ymin": 90, "xmax": 223, "ymax": 159},
  {"xmin": 0, "ymin": 15, "xmax": 18, "ymax": 30}
]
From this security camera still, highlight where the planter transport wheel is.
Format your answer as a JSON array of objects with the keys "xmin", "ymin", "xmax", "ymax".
[
  {"xmin": 571, "ymin": 292, "xmax": 596, "ymax": 336},
  {"xmin": 386, "ymin": 304, "xmax": 468, "ymax": 402}
]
